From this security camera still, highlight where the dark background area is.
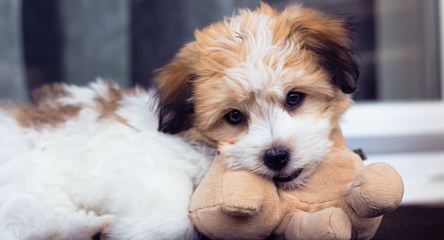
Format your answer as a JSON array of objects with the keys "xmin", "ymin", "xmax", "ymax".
[{"xmin": 374, "ymin": 206, "xmax": 444, "ymax": 240}]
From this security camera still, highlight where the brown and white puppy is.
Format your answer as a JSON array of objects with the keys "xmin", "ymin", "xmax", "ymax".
[
  {"xmin": 156, "ymin": 3, "xmax": 359, "ymax": 188},
  {"xmin": 0, "ymin": 3, "xmax": 358, "ymax": 240}
]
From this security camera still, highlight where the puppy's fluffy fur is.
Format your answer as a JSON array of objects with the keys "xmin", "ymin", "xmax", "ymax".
[
  {"xmin": 0, "ymin": 3, "xmax": 358, "ymax": 240},
  {"xmin": 0, "ymin": 82, "xmax": 212, "ymax": 240},
  {"xmin": 156, "ymin": 3, "xmax": 358, "ymax": 188}
]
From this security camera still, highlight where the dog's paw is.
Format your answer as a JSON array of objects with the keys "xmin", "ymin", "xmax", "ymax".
[
  {"xmin": 85, "ymin": 215, "xmax": 117, "ymax": 237},
  {"xmin": 56, "ymin": 213, "xmax": 117, "ymax": 240}
]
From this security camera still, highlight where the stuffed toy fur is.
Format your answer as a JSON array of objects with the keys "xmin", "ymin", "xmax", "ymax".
[{"xmin": 189, "ymin": 127, "xmax": 404, "ymax": 240}]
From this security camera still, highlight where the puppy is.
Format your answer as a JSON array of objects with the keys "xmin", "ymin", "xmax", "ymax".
[
  {"xmin": 156, "ymin": 3, "xmax": 358, "ymax": 189},
  {"xmin": 0, "ymin": 3, "xmax": 358, "ymax": 240}
]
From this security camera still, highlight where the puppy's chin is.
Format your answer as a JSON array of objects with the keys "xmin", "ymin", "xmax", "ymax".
[
  {"xmin": 273, "ymin": 168, "xmax": 303, "ymax": 183},
  {"xmin": 272, "ymin": 165, "xmax": 319, "ymax": 189}
]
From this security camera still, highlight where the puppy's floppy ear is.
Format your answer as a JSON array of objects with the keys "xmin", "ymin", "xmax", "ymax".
[
  {"xmin": 285, "ymin": 7, "xmax": 359, "ymax": 93},
  {"xmin": 154, "ymin": 43, "xmax": 197, "ymax": 134},
  {"xmin": 304, "ymin": 18, "xmax": 359, "ymax": 94}
]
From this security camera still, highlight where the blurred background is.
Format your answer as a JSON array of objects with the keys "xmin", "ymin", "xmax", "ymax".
[
  {"xmin": 1, "ymin": 0, "xmax": 441, "ymax": 101},
  {"xmin": 0, "ymin": 0, "xmax": 443, "ymax": 238}
]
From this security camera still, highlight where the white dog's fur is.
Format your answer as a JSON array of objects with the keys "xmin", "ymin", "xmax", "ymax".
[{"xmin": 0, "ymin": 81, "xmax": 212, "ymax": 240}]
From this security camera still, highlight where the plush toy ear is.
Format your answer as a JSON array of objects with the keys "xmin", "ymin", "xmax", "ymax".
[
  {"xmin": 284, "ymin": 7, "xmax": 359, "ymax": 94},
  {"xmin": 154, "ymin": 43, "xmax": 197, "ymax": 134}
]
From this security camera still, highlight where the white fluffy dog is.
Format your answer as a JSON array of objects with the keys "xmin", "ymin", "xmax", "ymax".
[
  {"xmin": 0, "ymin": 3, "xmax": 358, "ymax": 240},
  {"xmin": 0, "ymin": 81, "xmax": 212, "ymax": 240}
]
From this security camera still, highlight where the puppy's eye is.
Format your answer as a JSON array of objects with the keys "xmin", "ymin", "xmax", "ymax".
[
  {"xmin": 285, "ymin": 91, "xmax": 305, "ymax": 108},
  {"xmin": 224, "ymin": 109, "xmax": 245, "ymax": 125}
]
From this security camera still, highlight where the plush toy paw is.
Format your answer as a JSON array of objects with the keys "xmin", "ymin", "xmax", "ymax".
[
  {"xmin": 345, "ymin": 163, "xmax": 404, "ymax": 218},
  {"xmin": 222, "ymin": 197, "xmax": 263, "ymax": 216},
  {"xmin": 284, "ymin": 208, "xmax": 352, "ymax": 240}
]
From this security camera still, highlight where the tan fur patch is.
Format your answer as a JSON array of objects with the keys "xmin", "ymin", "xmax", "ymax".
[
  {"xmin": 94, "ymin": 84, "xmax": 135, "ymax": 128},
  {"xmin": 5, "ymin": 84, "xmax": 80, "ymax": 129},
  {"xmin": 11, "ymin": 103, "xmax": 81, "ymax": 129},
  {"xmin": 95, "ymin": 84, "xmax": 122, "ymax": 120},
  {"xmin": 123, "ymin": 86, "xmax": 145, "ymax": 96},
  {"xmin": 32, "ymin": 83, "xmax": 70, "ymax": 104},
  {"xmin": 5, "ymin": 83, "xmax": 144, "ymax": 130}
]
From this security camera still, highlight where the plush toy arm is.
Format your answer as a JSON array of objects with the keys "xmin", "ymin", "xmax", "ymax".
[
  {"xmin": 345, "ymin": 162, "xmax": 404, "ymax": 218},
  {"xmin": 221, "ymin": 170, "xmax": 270, "ymax": 216}
]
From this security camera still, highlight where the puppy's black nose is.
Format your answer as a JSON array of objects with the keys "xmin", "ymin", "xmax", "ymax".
[{"xmin": 263, "ymin": 147, "xmax": 289, "ymax": 171}]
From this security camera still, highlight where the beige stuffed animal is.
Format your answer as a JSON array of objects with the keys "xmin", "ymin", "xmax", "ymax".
[{"xmin": 189, "ymin": 128, "xmax": 404, "ymax": 240}]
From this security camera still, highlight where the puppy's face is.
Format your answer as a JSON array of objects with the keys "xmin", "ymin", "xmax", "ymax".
[{"xmin": 155, "ymin": 4, "xmax": 358, "ymax": 188}]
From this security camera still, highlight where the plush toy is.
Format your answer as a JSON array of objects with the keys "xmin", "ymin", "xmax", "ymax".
[{"xmin": 189, "ymin": 127, "xmax": 404, "ymax": 240}]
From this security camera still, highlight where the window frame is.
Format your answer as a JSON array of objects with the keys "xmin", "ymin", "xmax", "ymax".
[{"xmin": 341, "ymin": 0, "xmax": 444, "ymax": 155}]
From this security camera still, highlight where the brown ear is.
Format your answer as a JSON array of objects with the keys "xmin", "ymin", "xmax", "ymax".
[
  {"xmin": 154, "ymin": 43, "xmax": 197, "ymax": 134},
  {"xmin": 284, "ymin": 7, "xmax": 359, "ymax": 93}
]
